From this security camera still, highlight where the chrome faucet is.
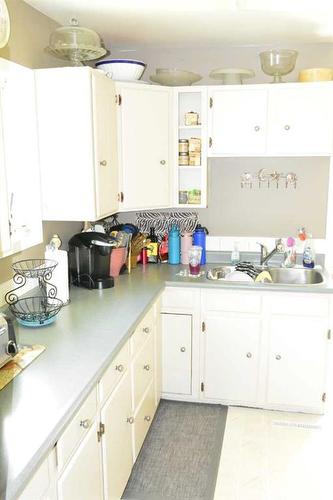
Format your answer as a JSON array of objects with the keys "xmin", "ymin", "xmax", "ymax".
[{"xmin": 257, "ymin": 239, "xmax": 285, "ymax": 266}]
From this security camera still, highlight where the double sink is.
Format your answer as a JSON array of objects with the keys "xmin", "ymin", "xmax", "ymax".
[{"xmin": 207, "ymin": 266, "xmax": 325, "ymax": 286}]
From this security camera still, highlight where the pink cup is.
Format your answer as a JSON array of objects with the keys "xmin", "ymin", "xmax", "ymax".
[{"xmin": 110, "ymin": 247, "xmax": 127, "ymax": 277}]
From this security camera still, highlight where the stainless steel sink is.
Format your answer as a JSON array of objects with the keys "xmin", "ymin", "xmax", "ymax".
[
  {"xmin": 267, "ymin": 267, "xmax": 324, "ymax": 285},
  {"xmin": 206, "ymin": 266, "xmax": 325, "ymax": 285}
]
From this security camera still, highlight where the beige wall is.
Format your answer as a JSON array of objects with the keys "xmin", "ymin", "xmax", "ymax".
[{"xmin": 0, "ymin": 0, "xmax": 81, "ymax": 284}]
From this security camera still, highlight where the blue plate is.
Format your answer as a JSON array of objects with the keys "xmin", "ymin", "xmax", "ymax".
[{"xmin": 17, "ymin": 316, "xmax": 56, "ymax": 328}]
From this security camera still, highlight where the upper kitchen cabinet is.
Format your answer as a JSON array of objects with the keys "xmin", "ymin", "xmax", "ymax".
[
  {"xmin": 266, "ymin": 83, "xmax": 333, "ymax": 155},
  {"xmin": 208, "ymin": 87, "xmax": 267, "ymax": 156},
  {"xmin": 208, "ymin": 82, "xmax": 333, "ymax": 157},
  {"xmin": 116, "ymin": 83, "xmax": 171, "ymax": 211},
  {"xmin": 35, "ymin": 67, "xmax": 119, "ymax": 221},
  {"xmin": 0, "ymin": 58, "xmax": 43, "ymax": 258}
]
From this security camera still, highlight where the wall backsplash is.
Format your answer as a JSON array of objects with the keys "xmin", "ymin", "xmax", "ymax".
[{"xmin": 118, "ymin": 157, "xmax": 329, "ymax": 239}]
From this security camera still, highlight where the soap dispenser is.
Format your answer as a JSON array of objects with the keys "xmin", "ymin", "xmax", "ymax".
[{"xmin": 303, "ymin": 234, "xmax": 315, "ymax": 269}]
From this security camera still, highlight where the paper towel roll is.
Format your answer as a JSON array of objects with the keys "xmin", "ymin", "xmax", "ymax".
[{"xmin": 45, "ymin": 249, "xmax": 69, "ymax": 304}]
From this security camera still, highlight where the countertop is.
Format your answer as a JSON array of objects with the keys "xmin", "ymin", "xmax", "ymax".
[{"xmin": 1, "ymin": 263, "xmax": 333, "ymax": 500}]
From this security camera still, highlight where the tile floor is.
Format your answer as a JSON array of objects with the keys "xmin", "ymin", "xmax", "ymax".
[{"xmin": 214, "ymin": 395, "xmax": 333, "ymax": 500}]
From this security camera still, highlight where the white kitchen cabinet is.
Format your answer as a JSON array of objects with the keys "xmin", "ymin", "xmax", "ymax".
[
  {"xmin": 203, "ymin": 313, "xmax": 261, "ymax": 404},
  {"xmin": 207, "ymin": 82, "xmax": 333, "ymax": 157},
  {"xmin": 116, "ymin": 82, "xmax": 171, "ymax": 210},
  {"xmin": 208, "ymin": 87, "xmax": 267, "ymax": 156},
  {"xmin": 57, "ymin": 420, "xmax": 103, "ymax": 500},
  {"xmin": 101, "ymin": 371, "xmax": 133, "ymax": 500},
  {"xmin": 161, "ymin": 313, "xmax": 192, "ymax": 395},
  {"xmin": 133, "ymin": 380, "xmax": 156, "ymax": 461},
  {"xmin": 267, "ymin": 84, "xmax": 333, "ymax": 155},
  {"xmin": 35, "ymin": 67, "xmax": 119, "ymax": 221},
  {"xmin": 266, "ymin": 315, "xmax": 329, "ymax": 411},
  {"xmin": 0, "ymin": 58, "xmax": 42, "ymax": 258}
]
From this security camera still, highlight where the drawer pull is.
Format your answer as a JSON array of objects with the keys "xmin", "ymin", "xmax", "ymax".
[
  {"xmin": 80, "ymin": 419, "xmax": 91, "ymax": 429},
  {"xmin": 246, "ymin": 352, "xmax": 252, "ymax": 358},
  {"xmin": 275, "ymin": 354, "xmax": 282, "ymax": 361},
  {"xmin": 115, "ymin": 364, "xmax": 124, "ymax": 372},
  {"xmin": 99, "ymin": 160, "xmax": 107, "ymax": 166},
  {"xmin": 127, "ymin": 416, "xmax": 134, "ymax": 424},
  {"xmin": 254, "ymin": 125, "xmax": 260, "ymax": 132},
  {"xmin": 180, "ymin": 347, "xmax": 186, "ymax": 353},
  {"xmin": 284, "ymin": 125, "xmax": 290, "ymax": 131},
  {"xmin": 144, "ymin": 415, "xmax": 151, "ymax": 422},
  {"xmin": 143, "ymin": 364, "xmax": 150, "ymax": 371},
  {"xmin": 142, "ymin": 327, "xmax": 150, "ymax": 333}
]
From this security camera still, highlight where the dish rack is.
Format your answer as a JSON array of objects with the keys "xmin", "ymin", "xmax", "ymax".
[{"xmin": 5, "ymin": 259, "xmax": 63, "ymax": 327}]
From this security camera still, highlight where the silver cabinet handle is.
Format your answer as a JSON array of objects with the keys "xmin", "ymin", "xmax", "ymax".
[
  {"xmin": 275, "ymin": 354, "xmax": 282, "ymax": 360},
  {"xmin": 80, "ymin": 419, "xmax": 91, "ymax": 429},
  {"xmin": 246, "ymin": 352, "xmax": 252, "ymax": 358},
  {"xmin": 284, "ymin": 125, "xmax": 290, "ymax": 131},
  {"xmin": 254, "ymin": 126, "xmax": 260, "ymax": 132},
  {"xmin": 144, "ymin": 364, "xmax": 150, "ymax": 371},
  {"xmin": 100, "ymin": 160, "xmax": 107, "ymax": 166},
  {"xmin": 180, "ymin": 347, "xmax": 186, "ymax": 352},
  {"xmin": 142, "ymin": 327, "xmax": 150, "ymax": 333},
  {"xmin": 115, "ymin": 364, "xmax": 124, "ymax": 372},
  {"xmin": 144, "ymin": 415, "xmax": 151, "ymax": 422},
  {"xmin": 127, "ymin": 417, "xmax": 134, "ymax": 424},
  {"xmin": 160, "ymin": 160, "xmax": 166, "ymax": 165}
]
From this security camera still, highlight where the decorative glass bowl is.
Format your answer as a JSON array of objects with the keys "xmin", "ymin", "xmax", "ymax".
[{"xmin": 259, "ymin": 49, "xmax": 298, "ymax": 83}]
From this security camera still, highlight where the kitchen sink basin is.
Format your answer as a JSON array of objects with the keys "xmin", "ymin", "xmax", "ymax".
[
  {"xmin": 267, "ymin": 267, "xmax": 324, "ymax": 285},
  {"xmin": 206, "ymin": 266, "xmax": 325, "ymax": 285}
]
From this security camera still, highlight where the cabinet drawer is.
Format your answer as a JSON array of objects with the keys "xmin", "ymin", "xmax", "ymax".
[
  {"xmin": 132, "ymin": 334, "xmax": 154, "ymax": 409},
  {"xmin": 162, "ymin": 287, "xmax": 195, "ymax": 310},
  {"xmin": 269, "ymin": 294, "xmax": 329, "ymax": 317},
  {"xmin": 99, "ymin": 340, "xmax": 130, "ymax": 405},
  {"xmin": 203, "ymin": 290, "xmax": 261, "ymax": 314},
  {"xmin": 131, "ymin": 307, "xmax": 154, "ymax": 358},
  {"xmin": 57, "ymin": 387, "xmax": 97, "ymax": 472},
  {"xmin": 133, "ymin": 380, "xmax": 155, "ymax": 461}
]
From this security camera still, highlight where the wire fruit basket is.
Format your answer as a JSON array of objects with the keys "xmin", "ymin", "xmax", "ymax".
[{"xmin": 9, "ymin": 296, "xmax": 63, "ymax": 327}]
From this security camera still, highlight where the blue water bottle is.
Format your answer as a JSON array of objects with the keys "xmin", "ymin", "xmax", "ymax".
[
  {"xmin": 168, "ymin": 225, "xmax": 180, "ymax": 264},
  {"xmin": 193, "ymin": 225, "xmax": 208, "ymax": 265}
]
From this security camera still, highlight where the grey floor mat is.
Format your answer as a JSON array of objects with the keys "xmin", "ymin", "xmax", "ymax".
[{"xmin": 122, "ymin": 399, "xmax": 228, "ymax": 500}]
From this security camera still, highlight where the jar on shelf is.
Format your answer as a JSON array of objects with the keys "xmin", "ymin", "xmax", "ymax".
[
  {"xmin": 178, "ymin": 139, "xmax": 189, "ymax": 154},
  {"xmin": 178, "ymin": 153, "xmax": 189, "ymax": 166}
]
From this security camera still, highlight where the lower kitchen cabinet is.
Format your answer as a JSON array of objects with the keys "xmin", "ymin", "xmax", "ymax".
[
  {"xmin": 203, "ymin": 313, "xmax": 261, "ymax": 404},
  {"xmin": 57, "ymin": 421, "xmax": 104, "ymax": 500},
  {"xmin": 266, "ymin": 315, "xmax": 329, "ymax": 410},
  {"xmin": 101, "ymin": 371, "xmax": 133, "ymax": 500},
  {"xmin": 161, "ymin": 313, "xmax": 192, "ymax": 395},
  {"xmin": 201, "ymin": 289, "xmax": 331, "ymax": 413},
  {"xmin": 133, "ymin": 380, "xmax": 156, "ymax": 461}
]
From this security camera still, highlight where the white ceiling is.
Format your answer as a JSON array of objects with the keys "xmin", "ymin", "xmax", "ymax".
[{"xmin": 24, "ymin": 0, "xmax": 333, "ymax": 50}]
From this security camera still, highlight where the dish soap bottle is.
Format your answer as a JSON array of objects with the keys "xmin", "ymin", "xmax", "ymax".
[
  {"xmin": 303, "ymin": 234, "xmax": 315, "ymax": 269},
  {"xmin": 282, "ymin": 236, "xmax": 296, "ymax": 268},
  {"xmin": 231, "ymin": 241, "xmax": 240, "ymax": 265}
]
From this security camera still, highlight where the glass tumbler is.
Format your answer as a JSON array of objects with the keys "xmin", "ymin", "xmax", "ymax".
[{"xmin": 188, "ymin": 246, "xmax": 202, "ymax": 275}]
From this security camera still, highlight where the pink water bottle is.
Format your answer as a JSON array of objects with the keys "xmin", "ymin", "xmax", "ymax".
[{"xmin": 181, "ymin": 232, "xmax": 193, "ymax": 265}]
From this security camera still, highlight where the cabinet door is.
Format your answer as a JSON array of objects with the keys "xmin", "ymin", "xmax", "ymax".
[
  {"xmin": 118, "ymin": 84, "xmax": 171, "ymax": 210},
  {"xmin": 267, "ymin": 85, "xmax": 333, "ymax": 155},
  {"xmin": 267, "ymin": 315, "xmax": 328, "ymax": 410},
  {"xmin": 0, "ymin": 59, "xmax": 42, "ymax": 257},
  {"xmin": 92, "ymin": 71, "xmax": 119, "ymax": 218},
  {"xmin": 203, "ymin": 313, "xmax": 261, "ymax": 403},
  {"xmin": 57, "ymin": 421, "xmax": 103, "ymax": 500},
  {"xmin": 161, "ymin": 313, "xmax": 192, "ymax": 395},
  {"xmin": 101, "ymin": 371, "xmax": 133, "ymax": 500},
  {"xmin": 208, "ymin": 88, "xmax": 267, "ymax": 156}
]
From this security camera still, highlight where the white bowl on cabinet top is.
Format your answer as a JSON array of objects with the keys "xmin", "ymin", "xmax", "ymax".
[{"xmin": 95, "ymin": 59, "xmax": 146, "ymax": 81}]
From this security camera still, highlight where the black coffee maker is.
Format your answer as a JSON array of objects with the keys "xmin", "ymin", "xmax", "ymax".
[{"xmin": 68, "ymin": 232, "xmax": 115, "ymax": 289}]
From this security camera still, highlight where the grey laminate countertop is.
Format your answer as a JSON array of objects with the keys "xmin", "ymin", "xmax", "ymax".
[{"xmin": 1, "ymin": 263, "xmax": 332, "ymax": 500}]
